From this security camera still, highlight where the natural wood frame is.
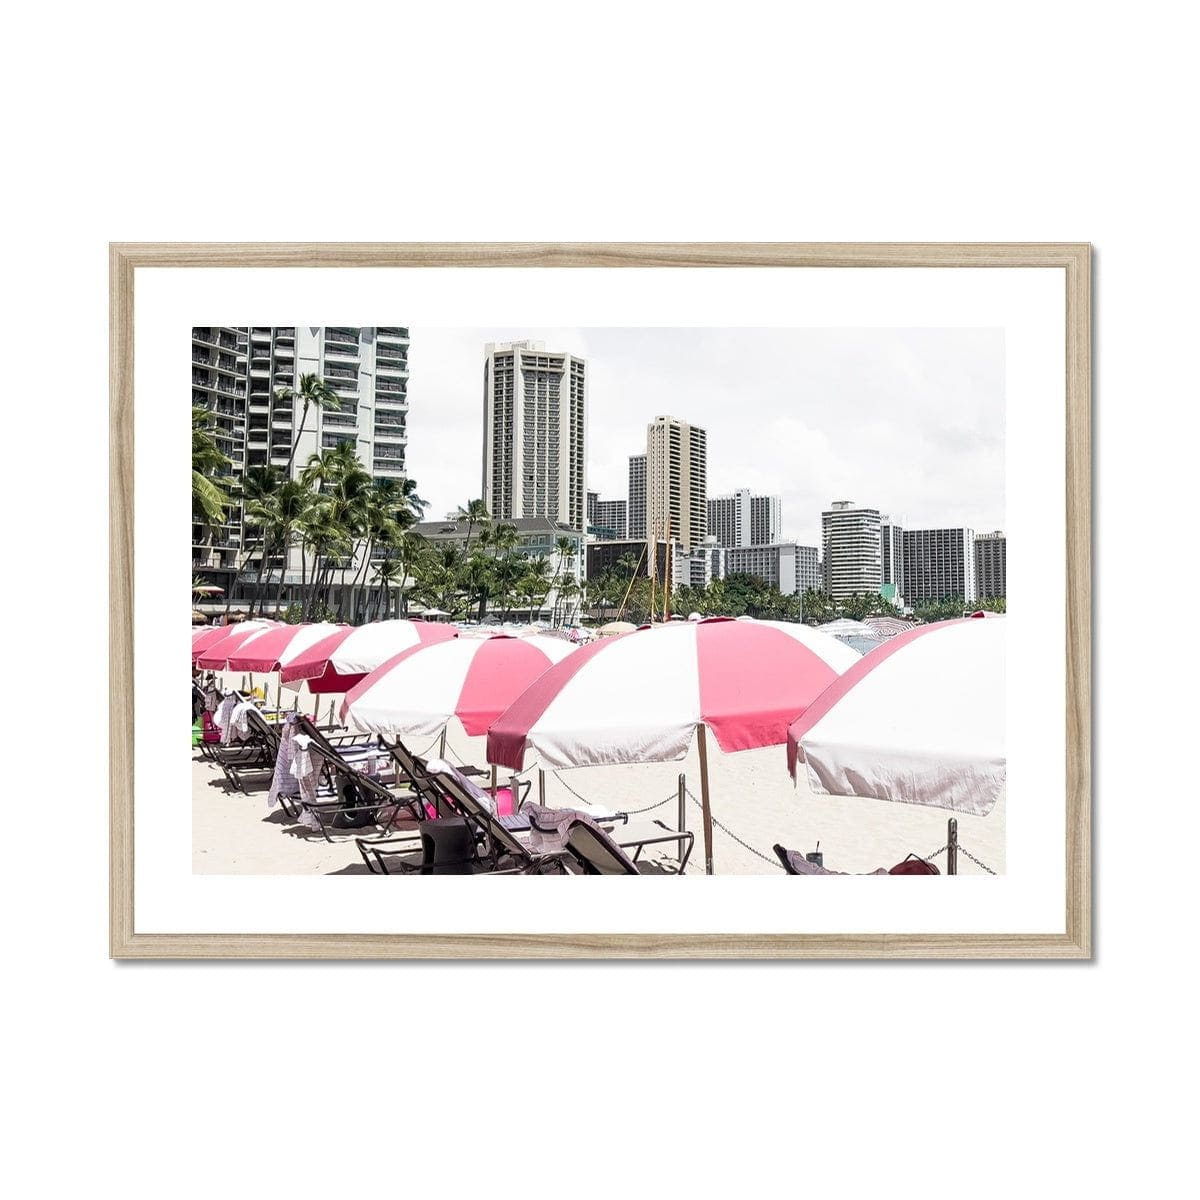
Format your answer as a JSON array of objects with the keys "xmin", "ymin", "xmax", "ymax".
[{"xmin": 110, "ymin": 242, "xmax": 1092, "ymax": 959}]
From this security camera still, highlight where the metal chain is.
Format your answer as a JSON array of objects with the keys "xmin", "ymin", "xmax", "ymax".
[
  {"xmin": 685, "ymin": 786, "xmax": 784, "ymax": 869},
  {"xmin": 956, "ymin": 845, "xmax": 997, "ymax": 875},
  {"xmin": 923, "ymin": 844, "xmax": 948, "ymax": 861},
  {"xmin": 552, "ymin": 771, "xmax": 675, "ymax": 816}
]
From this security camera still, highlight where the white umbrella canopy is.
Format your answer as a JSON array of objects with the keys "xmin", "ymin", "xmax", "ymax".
[
  {"xmin": 788, "ymin": 617, "xmax": 1006, "ymax": 816},
  {"xmin": 342, "ymin": 634, "xmax": 577, "ymax": 740}
]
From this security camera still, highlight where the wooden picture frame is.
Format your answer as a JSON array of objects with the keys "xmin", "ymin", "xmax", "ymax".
[{"xmin": 110, "ymin": 242, "xmax": 1091, "ymax": 959}]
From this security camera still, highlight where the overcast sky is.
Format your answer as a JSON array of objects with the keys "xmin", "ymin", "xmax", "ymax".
[{"xmin": 405, "ymin": 327, "xmax": 1004, "ymax": 548}]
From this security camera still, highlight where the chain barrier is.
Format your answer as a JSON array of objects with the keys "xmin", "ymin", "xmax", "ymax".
[
  {"xmin": 956, "ymin": 844, "xmax": 997, "ymax": 875},
  {"xmin": 551, "ymin": 771, "xmax": 675, "ymax": 816},
  {"xmin": 685, "ymin": 786, "xmax": 784, "ymax": 869},
  {"xmin": 923, "ymin": 844, "xmax": 948, "ymax": 862}
]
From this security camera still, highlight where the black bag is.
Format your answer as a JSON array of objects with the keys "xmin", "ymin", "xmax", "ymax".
[{"xmin": 331, "ymin": 777, "xmax": 378, "ymax": 830}]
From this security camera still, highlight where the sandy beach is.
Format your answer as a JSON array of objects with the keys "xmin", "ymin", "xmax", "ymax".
[{"xmin": 192, "ymin": 711, "xmax": 1005, "ymax": 876}]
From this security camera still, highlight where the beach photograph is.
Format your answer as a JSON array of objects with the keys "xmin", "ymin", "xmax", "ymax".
[{"xmin": 191, "ymin": 325, "xmax": 1006, "ymax": 876}]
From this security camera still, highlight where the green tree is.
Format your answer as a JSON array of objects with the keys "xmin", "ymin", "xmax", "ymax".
[{"xmin": 274, "ymin": 373, "xmax": 341, "ymax": 474}]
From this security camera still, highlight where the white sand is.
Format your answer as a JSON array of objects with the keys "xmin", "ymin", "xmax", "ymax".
[{"xmin": 192, "ymin": 715, "xmax": 1005, "ymax": 875}]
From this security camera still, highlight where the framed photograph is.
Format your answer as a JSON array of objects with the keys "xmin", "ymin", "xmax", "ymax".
[{"xmin": 110, "ymin": 242, "xmax": 1091, "ymax": 959}]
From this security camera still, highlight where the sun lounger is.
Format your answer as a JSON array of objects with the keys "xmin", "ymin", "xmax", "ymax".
[
  {"xmin": 772, "ymin": 844, "xmax": 940, "ymax": 875},
  {"xmin": 355, "ymin": 766, "xmax": 569, "ymax": 875},
  {"xmin": 562, "ymin": 815, "xmax": 695, "ymax": 875}
]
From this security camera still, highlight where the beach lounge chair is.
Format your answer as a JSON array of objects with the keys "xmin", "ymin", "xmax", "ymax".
[
  {"xmin": 205, "ymin": 704, "xmax": 281, "ymax": 792},
  {"xmin": 289, "ymin": 736, "xmax": 428, "ymax": 841},
  {"xmin": 561, "ymin": 815, "xmax": 695, "ymax": 875},
  {"xmin": 355, "ymin": 766, "xmax": 566, "ymax": 875},
  {"xmin": 772, "ymin": 844, "xmax": 939, "ymax": 875}
]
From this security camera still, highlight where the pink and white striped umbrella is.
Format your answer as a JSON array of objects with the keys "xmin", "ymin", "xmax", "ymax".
[
  {"xmin": 279, "ymin": 619, "xmax": 458, "ymax": 694},
  {"xmin": 192, "ymin": 621, "xmax": 278, "ymax": 669},
  {"xmin": 787, "ymin": 617, "xmax": 1005, "ymax": 815},
  {"xmin": 224, "ymin": 622, "xmax": 345, "ymax": 675},
  {"xmin": 487, "ymin": 618, "xmax": 859, "ymax": 872},
  {"xmin": 488, "ymin": 618, "xmax": 859, "ymax": 772},
  {"xmin": 341, "ymin": 634, "xmax": 577, "ymax": 739}
]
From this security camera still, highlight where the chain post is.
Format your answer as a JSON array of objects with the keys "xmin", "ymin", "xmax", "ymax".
[
  {"xmin": 677, "ymin": 773, "xmax": 687, "ymax": 866},
  {"xmin": 947, "ymin": 817, "xmax": 958, "ymax": 876}
]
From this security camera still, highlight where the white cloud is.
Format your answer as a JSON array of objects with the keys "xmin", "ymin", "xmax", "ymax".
[{"xmin": 407, "ymin": 326, "xmax": 1004, "ymax": 544}]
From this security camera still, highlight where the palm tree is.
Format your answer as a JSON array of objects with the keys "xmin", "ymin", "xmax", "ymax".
[
  {"xmin": 192, "ymin": 406, "xmax": 231, "ymax": 526},
  {"xmin": 550, "ymin": 536, "xmax": 576, "ymax": 625},
  {"xmin": 275, "ymin": 373, "xmax": 341, "ymax": 473},
  {"xmin": 452, "ymin": 498, "xmax": 491, "ymax": 551}
]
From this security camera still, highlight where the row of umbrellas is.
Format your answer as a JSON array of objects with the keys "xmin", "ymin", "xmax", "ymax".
[{"xmin": 193, "ymin": 614, "xmax": 1005, "ymax": 872}]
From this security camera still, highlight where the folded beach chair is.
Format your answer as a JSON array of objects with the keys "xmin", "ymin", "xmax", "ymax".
[{"xmin": 772, "ymin": 844, "xmax": 940, "ymax": 875}]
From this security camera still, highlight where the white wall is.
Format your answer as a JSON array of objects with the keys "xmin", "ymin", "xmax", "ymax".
[{"xmin": 6, "ymin": 4, "xmax": 1194, "ymax": 1198}]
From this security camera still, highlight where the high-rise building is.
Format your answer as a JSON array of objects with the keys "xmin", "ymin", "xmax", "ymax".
[
  {"xmin": 590, "ymin": 498, "xmax": 627, "ymax": 540},
  {"xmin": 646, "ymin": 416, "xmax": 708, "ymax": 552},
  {"xmin": 482, "ymin": 340, "xmax": 587, "ymax": 532},
  {"xmin": 821, "ymin": 500, "xmax": 883, "ymax": 600},
  {"xmin": 707, "ymin": 488, "xmax": 781, "ymax": 548},
  {"xmin": 725, "ymin": 543, "xmax": 819, "ymax": 597},
  {"xmin": 192, "ymin": 325, "xmax": 410, "ymax": 594},
  {"xmin": 975, "ymin": 531, "xmax": 1007, "ymax": 600},
  {"xmin": 902, "ymin": 528, "xmax": 978, "ymax": 605},
  {"xmin": 628, "ymin": 453, "xmax": 647, "ymax": 540},
  {"xmin": 880, "ymin": 514, "xmax": 905, "ymax": 600},
  {"xmin": 192, "ymin": 327, "xmax": 248, "ymax": 582}
]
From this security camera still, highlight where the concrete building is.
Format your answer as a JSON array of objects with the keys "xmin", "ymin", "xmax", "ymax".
[
  {"xmin": 482, "ymin": 340, "xmax": 587, "ymax": 533},
  {"xmin": 646, "ymin": 416, "xmax": 708, "ymax": 552},
  {"xmin": 902, "ymin": 528, "xmax": 978, "ymax": 605},
  {"xmin": 587, "ymin": 491, "xmax": 627, "ymax": 540},
  {"xmin": 707, "ymin": 488, "xmax": 781, "ymax": 548},
  {"xmin": 821, "ymin": 501, "xmax": 883, "ymax": 600},
  {"xmin": 586, "ymin": 538, "xmax": 669, "ymax": 589},
  {"xmin": 627, "ymin": 453, "xmax": 647, "ymax": 540},
  {"xmin": 974, "ymin": 530, "xmax": 1007, "ymax": 600},
  {"xmin": 672, "ymin": 539, "xmax": 727, "ymax": 591},
  {"xmin": 192, "ymin": 326, "xmax": 248, "ymax": 584},
  {"xmin": 725, "ymin": 543, "xmax": 819, "ymax": 597},
  {"xmin": 880, "ymin": 514, "xmax": 905, "ymax": 603},
  {"xmin": 193, "ymin": 325, "xmax": 411, "ymax": 600}
]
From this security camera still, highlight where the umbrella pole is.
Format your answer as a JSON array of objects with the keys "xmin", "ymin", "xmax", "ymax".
[
  {"xmin": 490, "ymin": 764, "xmax": 498, "ymax": 800},
  {"xmin": 438, "ymin": 728, "xmax": 447, "ymax": 759},
  {"xmin": 539, "ymin": 769, "xmax": 546, "ymax": 807},
  {"xmin": 697, "ymin": 723, "xmax": 714, "ymax": 875}
]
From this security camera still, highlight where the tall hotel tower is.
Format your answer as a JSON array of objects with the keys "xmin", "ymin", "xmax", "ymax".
[
  {"xmin": 482, "ymin": 341, "xmax": 587, "ymax": 532},
  {"xmin": 646, "ymin": 415, "xmax": 708, "ymax": 552},
  {"xmin": 627, "ymin": 453, "xmax": 647, "ymax": 540},
  {"xmin": 821, "ymin": 500, "xmax": 883, "ymax": 600}
]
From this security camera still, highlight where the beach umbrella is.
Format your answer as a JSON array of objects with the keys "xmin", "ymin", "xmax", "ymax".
[
  {"xmin": 598, "ymin": 620, "xmax": 638, "ymax": 637},
  {"xmin": 341, "ymin": 634, "xmax": 577, "ymax": 747},
  {"xmin": 225, "ymin": 622, "xmax": 344, "ymax": 675},
  {"xmin": 279, "ymin": 619, "xmax": 458, "ymax": 694},
  {"xmin": 487, "ymin": 617, "xmax": 860, "ymax": 873},
  {"xmin": 191, "ymin": 619, "xmax": 276, "ymax": 666},
  {"xmin": 787, "ymin": 617, "xmax": 1005, "ymax": 816},
  {"xmin": 862, "ymin": 615, "xmax": 915, "ymax": 639}
]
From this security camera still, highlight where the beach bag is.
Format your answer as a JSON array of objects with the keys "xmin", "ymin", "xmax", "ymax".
[
  {"xmin": 889, "ymin": 855, "xmax": 940, "ymax": 875},
  {"xmin": 201, "ymin": 711, "xmax": 222, "ymax": 744},
  {"xmin": 331, "ymin": 777, "xmax": 378, "ymax": 829}
]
